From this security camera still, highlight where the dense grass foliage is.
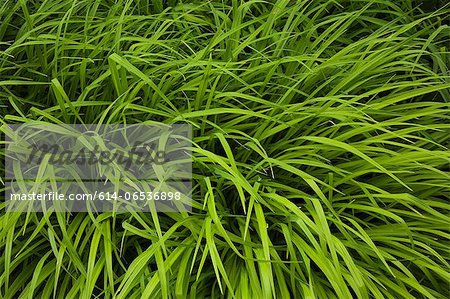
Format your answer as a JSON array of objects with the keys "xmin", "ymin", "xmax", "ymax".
[{"xmin": 1, "ymin": 0, "xmax": 449, "ymax": 298}]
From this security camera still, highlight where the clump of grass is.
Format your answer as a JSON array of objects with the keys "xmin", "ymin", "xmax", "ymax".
[{"xmin": 1, "ymin": 0, "xmax": 449, "ymax": 298}]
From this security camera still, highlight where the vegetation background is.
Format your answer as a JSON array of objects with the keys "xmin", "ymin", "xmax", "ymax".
[{"xmin": 0, "ymin": 0, "xmax": 449, "ymax": 298}]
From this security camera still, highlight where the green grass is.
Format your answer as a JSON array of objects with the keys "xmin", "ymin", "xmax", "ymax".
[{"xmin": 0, "ymin": 0, "xmax": 449, "ymax": 298}]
